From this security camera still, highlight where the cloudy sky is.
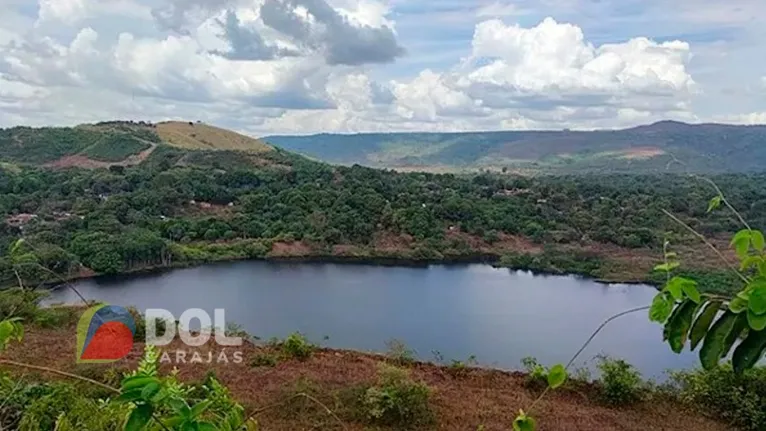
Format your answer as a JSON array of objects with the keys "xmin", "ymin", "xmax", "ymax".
[{"xmin": 0, "ymin": 0, "xmax": 764, "ymax": 135}]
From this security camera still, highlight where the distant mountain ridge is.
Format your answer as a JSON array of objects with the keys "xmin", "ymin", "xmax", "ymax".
[{"xmin": 263, "ymin": 121, "xmax": 766, "ymax": 174}]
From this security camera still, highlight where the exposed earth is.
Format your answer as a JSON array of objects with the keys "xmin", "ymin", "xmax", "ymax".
[{"xmin": 0, "ymin": 320, "xmax": 730, "ymax": 431}]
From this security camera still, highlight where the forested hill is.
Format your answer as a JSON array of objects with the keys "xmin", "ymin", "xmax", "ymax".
[
  {"xmin": 0, "ymin": 120, "xmax": 273, "ymax": 168},
  {"xmin": 0, "ymin": 119, "xmax": 765, "ymax": 292},
  {"xmin": 264, "ymin": 121, "xmax": 766, "ymax": 174}
]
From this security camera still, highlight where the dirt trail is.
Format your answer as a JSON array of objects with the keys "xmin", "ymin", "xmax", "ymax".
[
  {"xmin": 1, "ymin": 325, "xmax": 730, "ymax": 431},
  {"xmin": 44, "ymin": 140, "xmax": 158, "ymax": 169}
]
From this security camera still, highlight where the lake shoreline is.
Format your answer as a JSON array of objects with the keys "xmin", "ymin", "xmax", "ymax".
[{"xmin": 44, "ymin": 252, "xmax": 660, "ymax": 292}]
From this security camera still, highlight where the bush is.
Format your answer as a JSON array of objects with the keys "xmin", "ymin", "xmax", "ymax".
[
  {"xmin": 385, "ymin": 338, "xmax": 416, "ymax": 365},
  {"xmin": 669, "ymin": 364, "xmax": 766, "ymax": 431},
  {"xmin": 0, "ymin": 289, "xmax": 45, "ymax": 321},
  {"xmin": 281, "ymin": 332, "xmax": 314, "ymax": 360},
  {"xmin": 521, "ymin": 356, "xmax": 550, "ymax": 389},
  {"xmin": 447, "ymin": 355, "xmax": 477, "ymax": 378},
  {"xmin": 33, "ymin": 306, "xmax": 78, "ymax": 328},
  {"xmin": 362, "ymin": 364, "xmax": 433, "ymax": 428},
  {"xmin": 251, "ymin": 352, "xmax": 279, "ymax": 368},
  {"xmin": 597, "ymin": 357, "xmax": 644, "ymax": 406}
]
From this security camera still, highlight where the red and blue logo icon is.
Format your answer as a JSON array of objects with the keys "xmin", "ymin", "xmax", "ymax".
[{"xmin": 76, "ymin": 304, "xmax": 135, "ymax": 363}]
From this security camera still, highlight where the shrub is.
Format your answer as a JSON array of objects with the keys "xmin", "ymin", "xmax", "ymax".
[
  {"xmin": 0, "ymin": 288, "xmax": 45, "ymax": 321},
  {"xmin": 669, "ymin": 364, "xmax": 766, "ymax": 431},
  {"xmin": 33, "ymin": 306, "xmax": 78, "ymax": 328},
  {"xmin": 447, "ymin": 355, "xmax": 477, "ymax": 378},
  {"xmin": 597, "ymin": 357, "xmax": 643, "ymax": 406},
  {"xmin": 251, "ymin": 352, "xmax": 279, "ymax": 368},
  {"xmin": 521, "ymin": 356, "xmax": 550, "ymax": 389},
  {"xmin": 362, "ymin": 364, "xmax": 433, "ymax": 428},
  {"xmin": 281, "ymin": 332, "xmax": 314, "ymax": 360},
  {"xmin": 385, "ymin": 338, "xmax": 416, "ymax": 365}
]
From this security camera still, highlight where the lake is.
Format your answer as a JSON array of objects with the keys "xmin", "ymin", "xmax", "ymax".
[{"xmin": 46, "ymin": 261, "xmax": 701, "ymax": 379}]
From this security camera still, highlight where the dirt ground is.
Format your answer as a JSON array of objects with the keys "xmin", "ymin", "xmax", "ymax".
[{"xmin": 1, "ymin": 325, "xmax": 730, "ymax": 431}]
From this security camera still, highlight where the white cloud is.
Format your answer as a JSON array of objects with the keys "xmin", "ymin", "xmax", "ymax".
[
  {"xmin": 0, "ymin": 0, "xmax": 764, "ymax": 133},
  {"xmin": 464, "ymin": 18, "xmax": 694, "ymax": 96},
  {"xmin": 715, "ymin": 112, "xmax": 766, "ymax": 125}
]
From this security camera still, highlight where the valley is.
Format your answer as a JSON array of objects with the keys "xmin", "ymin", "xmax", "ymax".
[
  {"xmin": 0, "ymin": 119, "xmax": 764, "ymax": 430},
  {"xmin": 265, "ymin": 121, "xmax": 766, "ymax": 174}
]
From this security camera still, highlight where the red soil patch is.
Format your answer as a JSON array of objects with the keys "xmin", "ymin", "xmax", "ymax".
[
  {"xmin": 619, "ymin": 147, "xmax": 666, "ymax": 160},
  {"xmin": 1, "ymin": 325, "xmax": 729, "ymax": 431},
  {"xmin": 372, "ymin": 231, "xmax": 415, "ymax": 252},
  {"xmin": 269, "ymin": 241, "xmax": 313, "ymax": 257}
]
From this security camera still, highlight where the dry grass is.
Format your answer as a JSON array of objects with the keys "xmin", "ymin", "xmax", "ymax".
[
  {"xmin": 618, "ymin": 147, "xmax": 666, "ymax": 160},
  {"xmin": 157, "ymin": 121, "xmax": 272, "ymax": 153},
  {"xmin": 1, "ymin": 324, "xmax": 730, "ymax": 431}
]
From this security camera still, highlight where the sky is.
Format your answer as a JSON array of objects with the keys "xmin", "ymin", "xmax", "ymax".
[{"xmin": 0, "ymin": 0, "xmax": 764, "ymax": 135}]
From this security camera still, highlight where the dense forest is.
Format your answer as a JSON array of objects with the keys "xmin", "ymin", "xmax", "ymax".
[{"xmin": 0, "ymin": 137, "xmax": 764, "ymax": 288}]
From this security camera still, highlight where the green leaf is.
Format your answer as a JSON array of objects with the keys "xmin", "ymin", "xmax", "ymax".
[
  {"xmin": 9, "ymin": 239, "xmax": 24, "ymax": 256},
  {"xmin": 681, "ymin": 281, "xmax": 701, "ymax": 304},
  {"xmin": 700, "ymin": 311, "xmax": 740, "ymax": 370},
  {"xmin": 160, "ymin": 416, "xmax": 185, "ymax": 427},
  {"xmin": 190, "ymin": 400, "xmax": 212, "ymax": 418},
  {"xmin": 707, "ymin": 195, "xmax": 722, "ymax": 213},
  {"xmin": 741, "ymin": 256, "xmax": 763, "ymax": 271},
  {"xmin": 748, "ymin": 309, "xmax": 766, "ymax": 331},
  {"xmin": 125, "ymin": 404, "xmax": 153, "ymax": 431},
  {"xmin": 168, "ymin": 398, "xmax": 192, "ymax": 417},
  {"xmin": 198, "ymin": 422, "xmax": 217, "ymax": 431},
  {"xmin": 121, "ymin": 376, "xmax": 160, "ymax": 391},
  {"xmin": 722, "ymin": 313, "xmax": 749, "ymax": 358},
  {"xmin": 666, "ymin": 300, "xmax": 698, "ymax": 354},
  {"xmin": 547, "ymin": 364, "xmax": 567, "ymax": 389},
  {"xmin": 0, "ymin": 321, "xmax": 14, "ymax": 346},
  {"xmin": 732, "ymin": 329, "xmax": 766, "ymax": 374},
  {"xmin": 690, "ymin": 301, "xmax": 721, "ymax": 351},
  {"xmin": 666, "ymin": 282, "xmax": 683, "ymax": 301},
  {"xmin": 748, "ymin": 281, "xmax": 766, "ymax": 315},
  {"xmin": 140, "ymin": 382, "xmax": 160, "ymax": 400},
  {"xmin": 513, "ymin": 411, "xmax": 536, "ymax": 431},
  {"xmin": 732, "ymin": 230, "xmax": 752, "ymax": 259},
  {"xmin": 649, "ymin": 293, "xmax": 673, "ymax": 323},
  {"xmin": 665, "ymin": 277, "xmax": 698, "ymax": 301},
  {"xmin": 753, "ymin": 230, "xmax": 765, "ymax": 252},
  {"xmin": 654, "ymin": 262, "xmax": 680, "ymax": 273},
  {"xmin": 729, "ymin": 297, "xmax": 749, "ymax": 314},
  {"xmin": 115, "ymin": 389, "xmax": 144, "ymax": 403}
]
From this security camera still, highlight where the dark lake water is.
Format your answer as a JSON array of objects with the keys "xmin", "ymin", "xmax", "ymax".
[{"xmin": 46, "ymin": 261, "xmax": 701, "ymax": 379}]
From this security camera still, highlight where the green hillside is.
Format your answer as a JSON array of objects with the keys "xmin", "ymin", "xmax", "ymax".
[
  {"xmin": 0, "ymin": 120, "xmax": 273, "ymax": 168},
  {"xmin": 264, "ymin": 121, "xmax": 766, "ymax": 174}
]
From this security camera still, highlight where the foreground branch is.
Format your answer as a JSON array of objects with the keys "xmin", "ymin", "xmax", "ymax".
[
  {"xmin": 0, "ymin": 359, "xmax": 119, "ymax": 393},
  {"xmin": 661, "ymin": 209, "xmax": 749, "ymax": 285}
]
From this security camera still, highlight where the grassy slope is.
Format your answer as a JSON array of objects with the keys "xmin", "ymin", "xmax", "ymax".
[
  {"xmin": 0, "ymin": 121, "xmax": 273, "ymax": 168},
  {"xmin": 264, "ymin": 121, "xmax": 766, "ymax": 174},
  {"xmin": 157, "ymin": 121, "xmax": 273, "ymax": 153},
  {"xmin": 2, "ymin": 320, "xmax": 729, "ymax": 431}
]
